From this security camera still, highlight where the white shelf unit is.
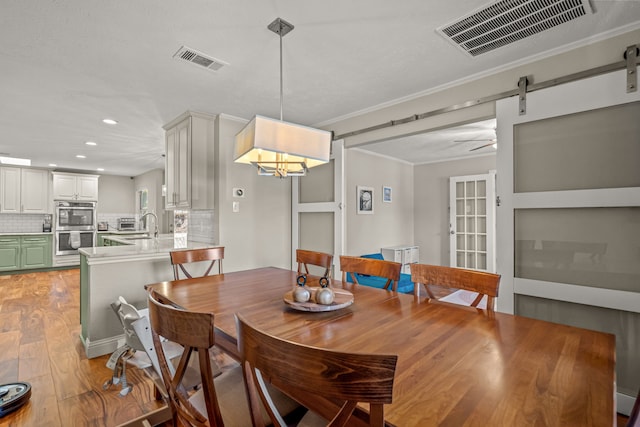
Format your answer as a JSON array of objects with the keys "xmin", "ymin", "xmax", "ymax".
[{"xmin": 381, "ymin": 245, "xmax": 419, "ymax": 275}]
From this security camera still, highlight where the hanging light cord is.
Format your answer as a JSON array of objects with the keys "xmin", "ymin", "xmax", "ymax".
[{"xmin": 279, "ymin": 21, "xmax": 284, "ymax": 122}]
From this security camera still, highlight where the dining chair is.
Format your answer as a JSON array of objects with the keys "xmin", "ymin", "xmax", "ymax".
[
  {"xmin": 147, "ymin": 290, "xmax": 299, "ymax": 427},
  {"xmin": 339, "ymin": 255, "xmax": 402, "ymax": 292},
  {"xmin": 296, "ymin": 249, "xmax": 333, "ymax": 277},
  {"xmin": 236, "ymin": 313, "xmax": 398, "ymax": 427},
  {"xmin": 410, "ymin": 263, "xmax": 501, "ymax": 311},
  {"xmin": 170, "ymin": 246, "xmax": 224, "ymax": 280}
]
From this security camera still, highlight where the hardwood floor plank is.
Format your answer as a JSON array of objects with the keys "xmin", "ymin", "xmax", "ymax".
[
  {"xmin": 0, "ymin": 374, "xmax": 62, "ymax": 427},
  {"xmin": 49, "ymin": 349, "xmax": 93, "ymax": 400},
  {"xmin": 0, "ymin": 331, "xmax": 20, "ymax": 362},
  {"xmin": 0, "ymin": 359, "xmax": 19, "ymax": 384},
  {"xmin": 0, "ymin": 311, "xmax": 21, "ymax": 333},
  {"xmin": 19, "ymin": 340, "xmax": 51, "ymax": 379}
]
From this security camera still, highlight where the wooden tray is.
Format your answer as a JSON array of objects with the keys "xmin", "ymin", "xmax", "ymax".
[{"xmin": 283, "ymin": 287, "xmax": 354, "ymax": 312}]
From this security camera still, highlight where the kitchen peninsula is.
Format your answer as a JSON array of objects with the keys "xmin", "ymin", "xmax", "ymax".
[{"xmin": 79, "ymin": 234, "xmax": 220, "ymax": 358}]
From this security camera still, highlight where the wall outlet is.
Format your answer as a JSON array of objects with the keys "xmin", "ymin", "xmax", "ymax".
[{"xmin": 232, "ymin": 187, "xmax": 245, "ymax": 198}]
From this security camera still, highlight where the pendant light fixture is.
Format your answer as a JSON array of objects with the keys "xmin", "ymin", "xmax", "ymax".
[{"xmin": 234, "ymin": 18, "xmax": 332, "ymax": 178}]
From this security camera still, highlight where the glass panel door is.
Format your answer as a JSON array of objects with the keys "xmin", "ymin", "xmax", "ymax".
[{"xmin": 449, "ymin": 172, "xmax": 496, "ymax": 272}]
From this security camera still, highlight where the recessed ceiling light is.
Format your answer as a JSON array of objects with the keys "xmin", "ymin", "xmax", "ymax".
[
  {"xmin": 85, "ymin": 141, "xmax": 97, "ymax": 146},
  {"xmin": 103, "ymin": 118, "xmax": 118, "ymax": 125},
  {"xmin": 0, "ymin": 156, "xmax": 31, "ymax": 166},
  {"xmin": 49, "ymin": 163, "xmax": 57, "ymax": 167},
  {"xmin": 97, "ymin": 168, "xmax": 104, "ymax": 171},
  {"xmin": 76, "ymin": 155, "xmax": 86, "ymax": 159}
]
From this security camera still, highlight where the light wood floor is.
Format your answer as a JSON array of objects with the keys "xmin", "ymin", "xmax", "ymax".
[{"xmin": 0, "ymin": 269, "xmax": 631, "ymax": 427}]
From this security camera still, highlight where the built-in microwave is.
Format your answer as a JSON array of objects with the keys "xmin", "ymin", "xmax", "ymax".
[{"xmin": 56, "ymin": 201, "xmax": 96, "ymax": 231}]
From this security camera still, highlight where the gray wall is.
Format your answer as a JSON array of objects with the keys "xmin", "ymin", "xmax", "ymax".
[
  {"xmin": 133, "ymin": 168, "xmax": 167, "ymax": 232},
  {"xmin": 215, "ymin": 115, "xmax": 292, "ymax": 272},
  {"xmin": 345, "ymin": 148, "xmax": 414, "ymax": 256},
  {"xmin": 414, "ymin": 155, "xmax": 496, "ymax": 266},
  {"xmin": 97, "ymin": 175, "xmax": 135, "ymax": 213}
]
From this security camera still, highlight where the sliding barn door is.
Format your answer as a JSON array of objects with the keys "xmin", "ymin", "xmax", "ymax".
[{"xmin": 496, "ymin": 69, "xmax": 640, "ymax": 414}]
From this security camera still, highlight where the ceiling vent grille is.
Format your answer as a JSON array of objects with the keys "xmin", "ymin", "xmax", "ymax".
[
  {"xmin": 173, "ymin": 46, "xmax": 228, "ymax": 71},
  {"xmin": 437, "ymin": 0, "xmax": 593, "ymax": 57}
]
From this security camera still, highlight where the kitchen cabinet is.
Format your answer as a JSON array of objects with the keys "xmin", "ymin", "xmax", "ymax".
[
  {"xmin": 163, "ymin": 111, "xmax": 215, "ymax": 210},
  {"xmin": 381, "ymin": 245, "xmax": 420, "ymax": 275},
  {"xmin": 0, "ymin": 234, "xmax": 52, "ymax": 271},
  {"xmin": 0, "ymin": 236, "xmax": 20, "ymax": 271},
  {"xmin": 0, "ymin": 167, "xmax": 49, "ymax": 214},
  {"xmin": 52, "ymin": 172, "xmax": 99, "ymax": 201},
  {"xmin": 20, "ymin": 235, "xmax": 52, "ymax": 269}
]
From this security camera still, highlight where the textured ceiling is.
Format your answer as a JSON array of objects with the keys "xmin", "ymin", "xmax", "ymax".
[{"xmin": 1, "ymin": 1, "xmax": 639, "ymax": 175}]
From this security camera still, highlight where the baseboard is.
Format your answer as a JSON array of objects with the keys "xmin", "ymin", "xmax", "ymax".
[
  {"xmin": 618, "ymin": 391, "xmax": 636, "ymax": 416},
  {"xmin": 81, "ymin": 333, "xmax": 126, "ymax": 359}
]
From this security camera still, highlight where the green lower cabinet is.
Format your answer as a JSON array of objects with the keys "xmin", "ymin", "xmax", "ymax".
[
  {"xmin": 20, "ymin": 235, "xmax": 52, "ymax": 269},
  {"xmin": 0, "ymin": 237, "xmax": 21, "ymax": 271},
  {"xmin": 0, "ymin": 235, "xmax": 52, "ymax": 272}
]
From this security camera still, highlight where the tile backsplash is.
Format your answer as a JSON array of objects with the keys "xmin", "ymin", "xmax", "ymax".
[{"xmin": 0, "ymin": 213, "xmax": 50, "ymax": 233}]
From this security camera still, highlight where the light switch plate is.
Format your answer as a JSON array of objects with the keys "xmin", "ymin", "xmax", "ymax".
[{"xmin": 232, "ymin": 201, "xmax": 240, "ymax": 213}]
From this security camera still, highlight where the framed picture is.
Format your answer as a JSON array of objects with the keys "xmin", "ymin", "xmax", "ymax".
[
  {"xmin": 357, "ymin": 186, "xmax": 374, "ymax": 214},
  {"xmin": 383, "ymin": 186, "xmax": 392, "ymax": 203}
]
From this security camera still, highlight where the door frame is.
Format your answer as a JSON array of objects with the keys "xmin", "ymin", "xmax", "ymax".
[{"xmin": 291, "ymin": 140, "xmax": 345, "ymax": 278}]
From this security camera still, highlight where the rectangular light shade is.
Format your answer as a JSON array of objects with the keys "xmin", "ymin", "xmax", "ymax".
[
  {"xmin": 234, "ymin": 115, "xmax": 331, "ymax": 169},
  {"xmin": 0, "ymin": 156, "xmax": 31, "ymax": 166}
]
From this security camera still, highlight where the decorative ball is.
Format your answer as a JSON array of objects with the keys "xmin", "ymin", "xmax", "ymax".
[
  {"xmin": 315, "ymin": 286, "xmax": 335, "ymax": 305},
  {"xmin": 293, "ymin": 286, "xmax": 311, "ymax": 303}
]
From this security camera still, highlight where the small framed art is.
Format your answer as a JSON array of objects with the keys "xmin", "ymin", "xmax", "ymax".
[
  {"xmin": 383, "ymin": 186, "xmax": 392, "ymax": 203},
  {"xmin": 357, "ymin": 186, "xmax": 374, "ymax": 214}
]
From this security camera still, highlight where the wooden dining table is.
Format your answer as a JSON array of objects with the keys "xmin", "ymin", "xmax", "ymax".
[{"xmin": 146, "ymin": 266, "xmax": 615, "ymax": 427}]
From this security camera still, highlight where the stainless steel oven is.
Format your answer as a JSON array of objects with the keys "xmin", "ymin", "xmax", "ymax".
[
  {"xmin": 56, "ymin": 201, "xmax": 96, "ymax": 230},
  {"xmin": 55, "ymin": 231, "xmax": 96, "ymax": 255},
  {"xmin": 55, "ymin": 201, "xmax": 97, "ymax": 255}
]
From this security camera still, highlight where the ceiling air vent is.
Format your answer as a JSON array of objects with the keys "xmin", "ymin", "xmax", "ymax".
[
  {"xmin": 173, "ymin": 46, "xmax": 228, "ymax": 71},
  {"xmin": 437, "ymin": 0, "xmax": 593, "ymax": 57}
]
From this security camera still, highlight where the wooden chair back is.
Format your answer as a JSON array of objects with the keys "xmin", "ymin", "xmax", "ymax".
[
  {"xmin": 236, "ymin": 313, "xmax": 397, "ymax": 427},
  {"xmin": 147, "ymin": 289, "xmax": 223, "ymax": 427},
  {"xmin": 339, "ymin": 255, "xmax": 402, "ymax": 292},
  {"xmin": 170, "ymin": 247, "xmax": 224, "ymax": 280},
  {"xmin": 296, "ymin": 249, "xmax": 333, "ymax": 277},
  {"xmin": 410, "ymin": 263, "xmax": 501, "ymax": 311}
]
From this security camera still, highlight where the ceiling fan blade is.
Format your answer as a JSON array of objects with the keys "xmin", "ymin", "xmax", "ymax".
[{"xmin": 469, "ymin": 142, "xmax": 496, "ymax": 151}]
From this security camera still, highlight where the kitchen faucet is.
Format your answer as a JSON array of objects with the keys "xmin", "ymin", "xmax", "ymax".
[{"xmin": 140, "ymin": 212, "xmax": 159, "ymax": 238}]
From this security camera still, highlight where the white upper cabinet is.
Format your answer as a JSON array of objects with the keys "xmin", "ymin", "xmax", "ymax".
[
  {"xmin": 0, "ymin": 167, "xmax": 49, "ymax": 214},
  {"xmin": 52, "ymin": 172, "xmax": 99, "ymax": 201},
  {"xmin": 163, "ymin": 111, "xmax": 215, "ymax": 210}
]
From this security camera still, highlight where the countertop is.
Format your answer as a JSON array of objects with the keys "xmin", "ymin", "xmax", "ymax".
[
  {"xmin": 79, "ymin": 234, "xmax": 218, "ymax": 262},
  {"xmin": 0, "ymin": 232, "xmax": 54, "ymax": 236},
  {"xmin": 96, "ymin": 230, "xmax": 148, "ymax": 235}
]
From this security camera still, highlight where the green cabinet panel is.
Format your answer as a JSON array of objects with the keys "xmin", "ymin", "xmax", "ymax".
[
  {"xmin": 20, "ymin": 235, "xmax": 52, "ymax": 269},
  {"xmin": 0, "ymin": 237, "xmax": 20, "ymax": 271}
]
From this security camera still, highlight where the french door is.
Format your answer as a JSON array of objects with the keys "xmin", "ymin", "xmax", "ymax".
[
  {"xmin": 449, "ymin": 172, "xmax": 496, "ymax": 272},
  {"xmin": 291, "ymin": 140, "xmax": 344, "ymax": 278},
  {"xmin": 496, "ymin": 69, "xmax": 640, "ymax": 414}
]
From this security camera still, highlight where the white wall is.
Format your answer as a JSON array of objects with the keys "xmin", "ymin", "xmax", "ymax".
[
  {"xmin": 414, "ymin": 155, "xmax": 496, "ymax": 266},
  {"xmin": 96, "ymin": 175, "xmax": 135, "ymax": 214},
  {"xmin": 345, "ymin": 148, "xmax": 414, "ymax": 256},
  {"xmin": 215, "ymin": 115, "xmax": 292, "ymax": 272},
  {"xmin": 326, "ymin": 29, "xmax": 640, "ymax": 150}
]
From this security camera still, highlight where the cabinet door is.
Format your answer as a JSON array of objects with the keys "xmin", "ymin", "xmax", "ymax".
[
  {"xmin": 165, "ymin": 126, "xmax": 177, "ymax": 209},
  {"xmin": 21, "ymin": 236, "xmax": 51, "ymax": 269},
  {"xmin": 21, "ymin": 169, "xmax": 49, "ymax": 213},
  {"xmin": 0, "ymin": 237, "xmax": 20, "ymax": 271},
  {"xmin": 175, "ymin": 117, "xmax": 191, "ymax": 208},
  {"xmin": 77, "ymin": 176, "xmax": 99, "ymax": 201},
  {"xmin": 53, "ymin": 174, "xmax": 78, "ymax": 200},
  {"xmin": 0, "ymin": 167, "xmax": 21, "ymax": 213}
]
